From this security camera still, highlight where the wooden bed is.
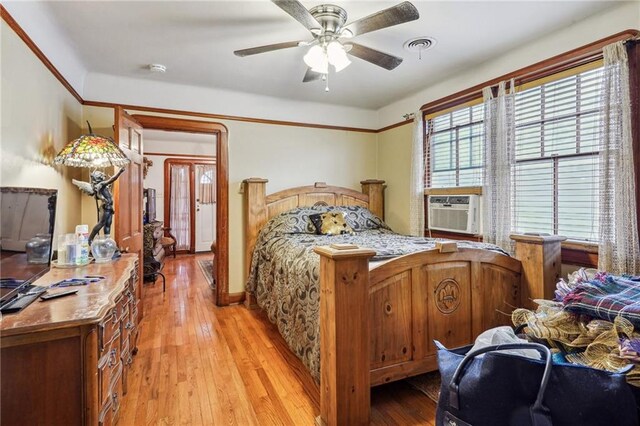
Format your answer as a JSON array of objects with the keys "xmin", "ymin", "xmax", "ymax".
[{"xmin": 243, "ymin": 178, "xmax": 561, "ymax": 426}]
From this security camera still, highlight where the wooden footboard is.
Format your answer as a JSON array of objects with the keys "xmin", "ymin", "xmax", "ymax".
[{"xmin": 314, "ymin": 245, "xmax": 522, "ymax": 426}]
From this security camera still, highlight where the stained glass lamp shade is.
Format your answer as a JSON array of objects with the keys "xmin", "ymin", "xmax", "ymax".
[{"xmin": 54, "ymin": 127, "xmax": 130, "ymax": 168}]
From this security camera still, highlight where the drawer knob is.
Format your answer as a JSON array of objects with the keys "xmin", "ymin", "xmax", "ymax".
[{"xmin": 108, "ymin": 349, "xmax": 117, "ymax": 367}]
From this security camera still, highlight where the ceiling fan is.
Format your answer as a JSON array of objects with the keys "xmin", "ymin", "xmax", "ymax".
[{"xmin": 234, "ymin": 1, "xmax": 419, "ymax": 89}]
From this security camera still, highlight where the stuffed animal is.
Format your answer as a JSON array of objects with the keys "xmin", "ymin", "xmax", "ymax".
[{"xmin": 310, "ymin": 212, "xmax": 354, "ymax": 235}]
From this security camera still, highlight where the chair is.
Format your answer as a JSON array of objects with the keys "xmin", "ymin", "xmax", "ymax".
[
  {"xmin": 161, "ymin": 227, "xmax": 177, "ymax": 258},
  {"xmin": 143, "ymin": 256, "xmax": 165, "ymax": 292}
]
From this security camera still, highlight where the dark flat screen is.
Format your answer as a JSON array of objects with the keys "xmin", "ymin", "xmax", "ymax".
[{"xmin": 0, "ymin": 187, "xmax": 57, "ymax": 303}]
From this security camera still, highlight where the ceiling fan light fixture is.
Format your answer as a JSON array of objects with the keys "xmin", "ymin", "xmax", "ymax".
[
  {"xmin": 332, "ymin": 56, "xmax": 351, "ymax": 72},
  {"xmin": 304, "ymin": 45, "xmax": 329, "ymax": 73},
  {"xmin": 327, "ymin": 41, "xmax": 351, "ymax": 72}
]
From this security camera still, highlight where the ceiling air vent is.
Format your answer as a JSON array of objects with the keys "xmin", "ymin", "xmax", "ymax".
[{"xmin": 403, "ymin": 37, "xmax": 437, "ymax": 59}]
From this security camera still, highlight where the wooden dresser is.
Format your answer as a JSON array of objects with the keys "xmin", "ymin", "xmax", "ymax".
[{"xmin": 0, "ymin": 254, "xmax": 141, "ymax": 426}]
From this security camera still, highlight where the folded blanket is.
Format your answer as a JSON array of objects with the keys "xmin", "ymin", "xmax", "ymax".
[{"xmin": 563, "ymin": 275, "xmax": 640, "ymax": 326}]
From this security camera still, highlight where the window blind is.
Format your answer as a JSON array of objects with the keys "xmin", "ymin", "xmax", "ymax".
[{"xmin": 513, "ymin": 67, "xmax": 603, "ymax": 241}]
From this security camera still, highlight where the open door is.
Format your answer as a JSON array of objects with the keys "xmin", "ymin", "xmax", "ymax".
[{"xmin": 113, "ymin": 106, "xmax": 145, "ymax": 320}]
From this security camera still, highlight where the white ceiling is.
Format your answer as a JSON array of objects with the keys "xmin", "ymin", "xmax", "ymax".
[{"xmin": 41, "ymin": 1, "xmax": 623, "ymax": 109}]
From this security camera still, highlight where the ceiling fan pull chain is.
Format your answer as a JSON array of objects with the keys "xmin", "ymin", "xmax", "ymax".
[{"xmin": 325, "ymin": 72, "xmax": 330, "ymax": 92}]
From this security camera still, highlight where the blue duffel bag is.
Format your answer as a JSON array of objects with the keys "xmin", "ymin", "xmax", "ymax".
[{"xmin": 435, "ymin": 341, "xmax": 639, "ymax": 426}]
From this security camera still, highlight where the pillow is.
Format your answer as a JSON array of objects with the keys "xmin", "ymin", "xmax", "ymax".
[
  {"xmin": 332, "ymin": 206, "xmax": 390, "ymax": 232},
  {"xmin": 271, "ymin": 206, "xmax": 332, "ymax": 234},
  {"xmin": 309, "ymin": 211, "xmax": 355, "ymax": 235}
]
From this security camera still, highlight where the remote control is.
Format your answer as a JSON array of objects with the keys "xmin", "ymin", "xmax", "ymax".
[{"xmin": 40, "ymin": 289, "xmax": 78, "ymax": 301}]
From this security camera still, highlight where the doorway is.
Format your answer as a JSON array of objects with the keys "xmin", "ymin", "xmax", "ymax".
[
  {"xmin": 132, "ymin": 114, "xmax": 230, "ymax": 306},
  {"xmin": 164, "ymin": 159, "xmax": 217, "ymax": 254}
]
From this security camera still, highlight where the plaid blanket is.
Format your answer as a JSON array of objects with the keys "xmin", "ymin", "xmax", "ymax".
[{"xmin": 563, "ymin": 275, "xmax": 640, "ymax": 326}]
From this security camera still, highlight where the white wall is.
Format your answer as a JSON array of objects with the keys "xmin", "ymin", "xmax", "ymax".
[
  {"xmin": 143, "ymin": 135, "xmax": 216, "ymax": 222},
  {"xmin": 1, "ymin": 20, "xmax": 84, "ymax": 238},
  {"xmin": 377, "ymin": 1, "xmax": 640, "ymax": 127},
  {"xmin": 225, "ymin": 121, "xmax": 377, "ymax": 293}
]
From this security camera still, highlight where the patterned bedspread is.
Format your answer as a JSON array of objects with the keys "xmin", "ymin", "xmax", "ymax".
[{"xmin": 246, "ymin": 206, "xmax": 507, "ymax": 381}]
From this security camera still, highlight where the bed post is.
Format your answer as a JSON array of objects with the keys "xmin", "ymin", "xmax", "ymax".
[
  {"xmin": 314, "ymin": 246, "xmax": 375, "ymax": 426},
  {"xmin": 243, "ymin": 178, "xmax": 268, "ymax": 308},
  {"xmin": 510, "ymin": 234, "xmax": 566, "ymax": 309},
  {"xmin": 360, "ymin": 179, "xmax": 385, "ymax": 220}
]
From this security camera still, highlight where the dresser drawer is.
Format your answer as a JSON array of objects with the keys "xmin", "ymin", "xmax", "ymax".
[
  {"xmin": 121, "ymin": 338, "xmax": 132, "ymax": 366},
  {"xmin": 98, "ymin": 396, "xmax": 114, "ymax": 426},
  {"xmin": 98, "ymin": 363, "xmax": 122, "ymax": 426},
  {"xmin": 98, "ymin": 334, "xmax": 121, "ymax": 406},
  {"xmin": 111, "ymin": 365, "xmax": 123, "ymax": 424},
  {"xmin": 120, "ymin": 305, "xmax": 130, "ymax": 330},
  {"xmin": 120, "ymin": 338, "xmax": 130, "ymax": 396},
  {"xmin": 99, "ymin": 308, "xmax": 119, "ymax": 350},
  {"xmin": 117, "ymin": 295, "xmax": 129, "ymax": 320}
]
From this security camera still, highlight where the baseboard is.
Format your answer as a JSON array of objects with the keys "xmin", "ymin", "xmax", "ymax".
[
  {"xmin": 244, "ymin": 291, "xmax": 259, "ymax": 309},
  {"xmin": 228, "ymin": 292, "xmax": 246, "ymax": 305}
]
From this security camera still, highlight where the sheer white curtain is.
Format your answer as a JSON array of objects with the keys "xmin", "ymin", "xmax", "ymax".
[
  {"xmin": 482, "ymin": 80, "xmax": 516, "ymax": 253},
  {"xmin": 598, "ymin": 41, "xmax": 640, "ymax": 274},
  {"xmin": 409, "ymin": 111, "xmax": 425, "ymax": 236},
  {"xmin": 170, "ymin": 164, "xmax": 191, "ymax": 250}
]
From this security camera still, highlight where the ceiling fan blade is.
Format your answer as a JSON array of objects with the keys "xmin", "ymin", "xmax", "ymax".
[
  {"xmin": 271, "ymin": 0, "xmax": 322, "ymax": 32},
  {"xmin": 302, "ymin": 67, "xmax": 323, "ymax": 83},
  {"xmin": 347, "ymin": 43, "xmax": 403, "ymax": 70},
  {"xmin": 234, "ymin": 41, "xmax": 303, "ymax": 57},
  {"xmin": 342, "ymin": 2, "xmax": 419, "ymax": 38}
]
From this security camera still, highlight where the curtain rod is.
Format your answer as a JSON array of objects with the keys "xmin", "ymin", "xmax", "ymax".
[{"xmin": 420, "ymin": 29, "xmax": 639, "ymax": 115}]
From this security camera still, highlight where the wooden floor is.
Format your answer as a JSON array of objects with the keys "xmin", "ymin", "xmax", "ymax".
[{"xmin": 119, "ymin": 254, "xmax": 437, "ymax": 425}]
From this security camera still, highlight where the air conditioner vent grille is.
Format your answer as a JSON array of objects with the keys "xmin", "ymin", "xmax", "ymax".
[{"xmin": 428, "ymin": 195, "xmax": 480, "ymax": 235}]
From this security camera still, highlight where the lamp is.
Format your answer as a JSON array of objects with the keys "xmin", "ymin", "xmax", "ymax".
[
  {"xmin": 304, "ymin": 45, "xmax": 329, "ymax": 73},
  {"xmin": 303, "ymin": 41, "xmax": 351, "ymax": 74},
  {"xmin": 53, "ymin": 122, "xmax": 130, "ymax": 169},
  {"xmin": 54, "ymin": 122, "xmax": 130, "ymax": 260}
]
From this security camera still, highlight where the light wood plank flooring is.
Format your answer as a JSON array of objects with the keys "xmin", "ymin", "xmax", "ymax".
[{"xmin": 119, "ymin": 254, "xmax": 437, "ymax": 425}]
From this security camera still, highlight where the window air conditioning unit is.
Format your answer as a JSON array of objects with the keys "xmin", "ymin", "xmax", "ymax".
[{"xmin": 428, "ymin": 195, "xmax": 480, "ymax": 235}]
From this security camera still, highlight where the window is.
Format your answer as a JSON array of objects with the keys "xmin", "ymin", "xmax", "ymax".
[
  {"xmin": 427, "ymin": 103, "xmax": 484, "ymax": 188},
  {"xmin": 513, "ymin": 67, "xmax": 602, "ymax": 241},
  {"xmin": 426, "ymin": 64, "xmax": 604, "ymax": 241}
]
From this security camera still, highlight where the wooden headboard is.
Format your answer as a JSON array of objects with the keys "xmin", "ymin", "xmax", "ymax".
[{"xmin": 242, "ymin": 178, "xmax": 386, "ymax": 281}]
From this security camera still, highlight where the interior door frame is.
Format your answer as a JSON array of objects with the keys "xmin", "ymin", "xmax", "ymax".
[
  {"xmin": 163, "ymin": 158, "xmax": 217, "ymax": 254},
  {"xmin": 133, "ymin": 114, "xmax": 230, "ymax": 306}
]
